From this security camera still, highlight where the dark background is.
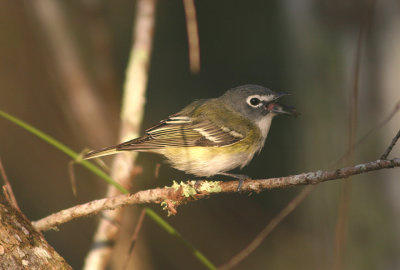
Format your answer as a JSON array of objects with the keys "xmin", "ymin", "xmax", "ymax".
[{"xmin": 1, "ymin": 0, "xmax": 400, "ymax": 269}]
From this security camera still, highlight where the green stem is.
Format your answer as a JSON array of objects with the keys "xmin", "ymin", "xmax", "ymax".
[
  {"xmin": 146, "ymin": 208, "xmax": 216, "ymax": 270},
  {"xmin": 0, "ymin": 109, "xmax": 217, "ymax": 270},
  {"xmin": 0, "ymin": 109, "xmax": 127, "ymax": 193}
]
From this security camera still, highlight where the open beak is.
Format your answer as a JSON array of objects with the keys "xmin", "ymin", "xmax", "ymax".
[
  {"xmin": 271, "ymin": 103, "xmax": 299, "ymax": 116},
  {"xmin": 268, "ymin": 92, "xmax": 300, "ymax": 117}
]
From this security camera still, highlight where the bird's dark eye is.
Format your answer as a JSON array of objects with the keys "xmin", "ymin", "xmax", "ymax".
[
  {"xmin": 246, "ymin": 95, "xmax": 264, "ymax": 108},
  {"xmin": 250, "ymin": 98, "xmax": 260, "ymax": 106}
]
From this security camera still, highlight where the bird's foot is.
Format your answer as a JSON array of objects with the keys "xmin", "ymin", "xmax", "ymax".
[
  {"xmin": 218, "ymin": 173, "xmax": 250, "ymax": 192},
  {"xmin": 194, "ymin": 180, "xmax": 202, "ymax": 191}
]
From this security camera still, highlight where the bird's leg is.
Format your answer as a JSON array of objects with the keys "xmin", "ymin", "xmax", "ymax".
[
  {"xmin": 194, "ymin": 180, "xmax": 202, "ymax": 191},
  {"xmin": 218, "ymin": 173, "xmax": 251, "ymax": 191}
]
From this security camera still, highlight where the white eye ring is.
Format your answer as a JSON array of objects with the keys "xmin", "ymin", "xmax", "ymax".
[{"xmin": 246, "ymin": 95, "xmax": 263, "ymax": 108}]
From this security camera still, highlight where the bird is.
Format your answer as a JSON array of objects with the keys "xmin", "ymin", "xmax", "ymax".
[{"xmin": 83, "ymin": 84, "xmax": 298, "ymax": 189}]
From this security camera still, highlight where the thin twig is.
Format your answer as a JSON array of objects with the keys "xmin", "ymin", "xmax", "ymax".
[
  {"xmin": 334, "ymin": 1, "xmax": 376, "ymax": 269},
  {"xmin": 219, "ymin": 185, "xmax": 315, "ymax": 270},
  {"xmin": 335, "ymin": 99, "xmax": 400, "ymax": 165},
  {"xmin": 183, "ymin": 0, "xmax": 201, "ymax": 73},
  {"xmin": 380, "ymin": 129, "xmax": 400, "ymax": 160},
  {"xmin": 122, "ymin": 208, "xmax": 147, "ymax": 270},
  {"xmin": 0, "ymin": 158, "xmax": 20, "ymax": 211},
  {"xmin": 33, "ymin": 158, "xmax": 400, "ymax": 232}
]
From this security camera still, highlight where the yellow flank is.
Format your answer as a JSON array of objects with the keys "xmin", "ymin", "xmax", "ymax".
[{"xmin": 160, "ymin": 128, "xmax": 263, "ymax": 177}]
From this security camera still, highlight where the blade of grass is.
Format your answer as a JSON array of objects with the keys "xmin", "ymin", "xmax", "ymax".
[
  {"xmin": 145, "ymin": 208, "xmax": 216, "ymax": 270},
  {"xmin": 0, "ymin": 109, "xmax": 127, "ymax": 194},
  {"xmin": 0, "ymin": 109, "xmax": 217, "ymax": 270}
]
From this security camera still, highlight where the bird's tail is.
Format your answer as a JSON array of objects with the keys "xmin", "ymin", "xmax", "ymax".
[{"xmin": 82, "ymin": 145, "xmax": 120, "ymax": 160}]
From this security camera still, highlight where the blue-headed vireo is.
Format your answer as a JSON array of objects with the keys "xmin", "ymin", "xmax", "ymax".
[{"xmin": 83, "ymin": 85, "xmax": 298, "ymax": 188}]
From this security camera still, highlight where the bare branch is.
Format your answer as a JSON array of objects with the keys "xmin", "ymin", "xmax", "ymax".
[
  {"xmin": 0, "ymin": 158, "xmax": 20, "ymax": 211},
  {"xmin": 31, "ymin": 0, "xmax": 114, "ymax": 145},
  {"xmin": 183, "ymin": 0, "xmax": 201, "ymax": 73},
  {"xmin": 220, "ymin": 125, "xmax": 400, "ymax": 270},
  {"xmin": 83, "ymin": 0, "xmax": 156, "ymax": 269},
  {"xmin": 122, "ymin": 209, "xmax": 147, "ymax": 270},
  {"xmin": 33, "ymin": 158, "xmax": 400, "ymax": 232},
  {"xmin": 381, "ymin": 129, "xmax": 400, "ymax": 160},
  {"xmin": 334, "ymin": 99, "xmax": 400, "ymax": 165},
  {"xmin": 334, "ymin": 1, "xmax": 376, "ymax": 267}
]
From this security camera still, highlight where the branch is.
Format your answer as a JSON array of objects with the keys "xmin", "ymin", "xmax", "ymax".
[
  {"xmin": 32, "ymin": 0, "xmax": 114, "ymax": 146},
  {"xmin": 220, "ymin": 124, "xmax": 400, "ymax": 270},
  {"xmin": 381, "ymin": 129, "xmax": 400, "ymax": 160},
  {"xmin": 0, "ymin": 158, "xmax": 20, "ymax": 211},
  {"xmin": 33, "ymin": 158, "xmax": 400, "ymax": 232},
  {"xmin": 121, "ymin": 208, "xmax": 146, "ymax": 270},
  {"xmin": 83, "ymin": 0, "xmax": 156, "ymax": 269},
  {"xmin": 183, "ymin": 0, "xmax": 201, "ymax": 73}
]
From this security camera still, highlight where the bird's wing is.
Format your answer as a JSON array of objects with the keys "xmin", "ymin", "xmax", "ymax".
[
  {"xmin": 116, "ymin": 115, "xmax": 246, "ymax": 151},
  {"xmin": 82, "ymin": 100, "xmax": 251, "ymax": 159}
]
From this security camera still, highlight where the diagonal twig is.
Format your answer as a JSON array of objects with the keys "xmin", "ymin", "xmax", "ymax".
[
  {"xmin": 0, "ymin": 158, "xmax": 20, "ymax": 211},
  {"xmin": 31, "ymin": 0, "xmax": 114, "ymax": 146},
  {"xmin": 335, "ymin": 99, "xmax": 400, "ymax": 165},
  {"xmin": 122, "ymin": 208, "xmax": 147, "ymax": 270},
  {"xmin": 218, "ymin": 185, "xmax": 315, "ymax": 270},
  {"xmin": 380, "ymin": 129, "xmax": 400, "ymax": 160}
]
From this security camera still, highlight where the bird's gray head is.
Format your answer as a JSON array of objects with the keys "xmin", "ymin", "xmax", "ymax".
[{"xmin": 220, "ymin": 85, "xmax": 298, "ymax": 124}]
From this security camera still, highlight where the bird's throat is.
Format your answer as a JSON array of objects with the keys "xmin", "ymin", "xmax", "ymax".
[{"xmin": 256, "ymin": 114, "xmax": 274, "ymax": 140}]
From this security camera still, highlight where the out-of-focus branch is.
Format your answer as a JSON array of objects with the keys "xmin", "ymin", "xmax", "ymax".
[
  {"xmin": 82, "ymin": 0, "xmax": 156, "ymax": 269},
  {"xmin": 183, "ymin": 0, "xmax": 200, "ymax": 73},
  {"xmin": 31, "ymin": 0, "xmax": 114, "ymax": 145},
  {"xmin": 33, "ymin": 158, "xmax": 400, "ymax": 232},
  {"xmin": 335, "ymin": 99, "xmax": 400, "ymax": 165},
  {"xmin": 334, "ymin": 1, "xmax": 376, "ymax": 268},
  {"xmin": 121, "ymin": 208, "xmax": 147, "ymax": 270},
  {"xmin": 219, "ymin": 186, "xmax": 315, "ymax": 270},
  {"xmin": 82, "ymin": 0, "xmax": 120, "ymax": 104}
]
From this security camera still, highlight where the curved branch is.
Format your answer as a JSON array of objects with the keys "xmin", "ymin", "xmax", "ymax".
[{"xmin": 33, "ymin": 158, "xmax": 400, "ymax": 232}]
